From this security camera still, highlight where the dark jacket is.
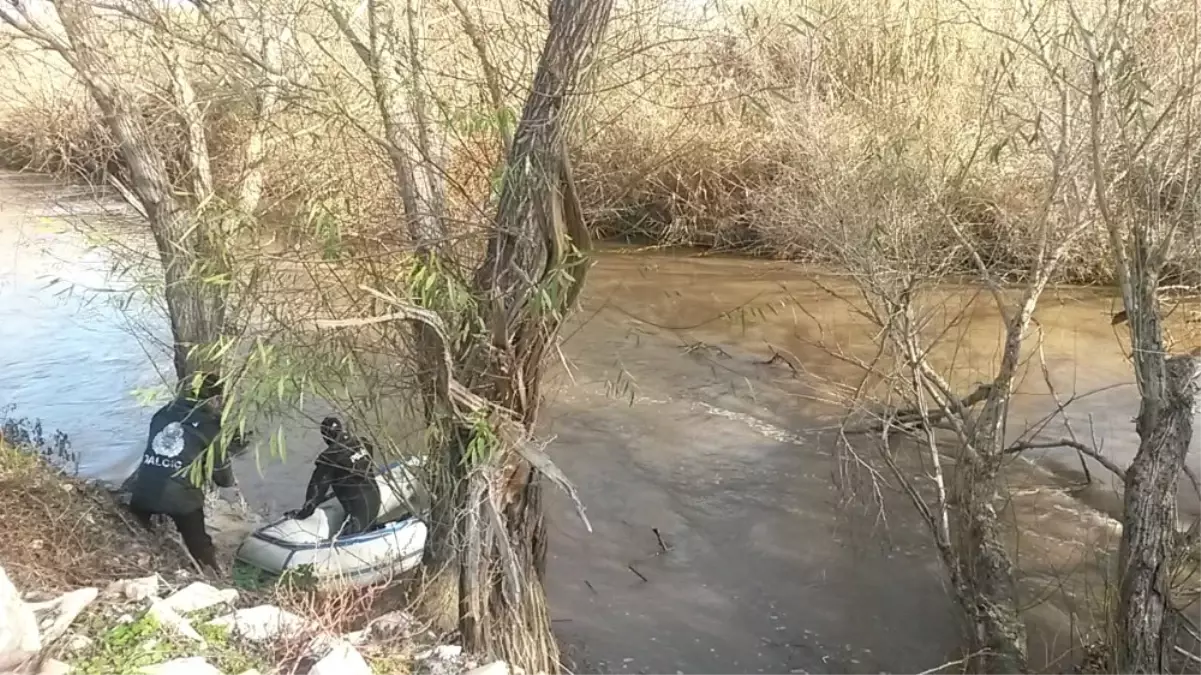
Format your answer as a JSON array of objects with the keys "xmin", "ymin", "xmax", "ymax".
[
  {"xmin": 131, "ymin": 396, "xmax": 235, "ymax": 516},
  {"xmin": 295, "ymin": 434, "xmax": 381, "ymax": 535}
]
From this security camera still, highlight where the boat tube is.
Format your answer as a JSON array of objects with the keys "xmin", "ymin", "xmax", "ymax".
[{"xmin": 235, "ymin": 458, "xmax": 428, "ymax": 585}]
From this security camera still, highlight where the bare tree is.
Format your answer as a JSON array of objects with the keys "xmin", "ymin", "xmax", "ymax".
[
  {"xmin": 315, "ymin": 0, "xmax": 614, "ymax": 669},
  {"xmin": 1071, "ymin": 0, "xmax": 1201, "ymax": 670},
  {"xmin": 795, "ymin": 0, "xmax": 1200, "ymax": 671},
  {"xmin": 0, "ymin": 0, "xmax": 285, "ymax": 387},
  {"xmin": 778, "ymin": 2, "xmax": 1110, "ymax": 670}
]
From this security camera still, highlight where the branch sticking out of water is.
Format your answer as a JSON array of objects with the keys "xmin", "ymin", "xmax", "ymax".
[
  {"xmin": 1004, "ymin": 435, "xmax": 1201, "ymax": 502},
  {"xmin": 1003, "ymin": 438, "xmax": 1126, "ymax": 481},
  {"xmin": 842, "ymin": 383, "xmax": 993, "ymax": 436}
]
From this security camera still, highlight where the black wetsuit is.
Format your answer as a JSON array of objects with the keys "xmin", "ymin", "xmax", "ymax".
[
  {"xmin": 291, "ymin": 431, "xmax": 381, "ymax": 537},
  {"xmin": 129, "ymin": 394, "xmax": 238, "ymax": 570}
]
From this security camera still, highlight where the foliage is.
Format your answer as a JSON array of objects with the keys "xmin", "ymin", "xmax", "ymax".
[
  {"xmin": 72, "ymin": 614, "xmax": 183, "ymax": 675},
  {"xmin": 1, "ymin": 414, "xmax": 78, "ymax": 474},
  {"xmin": 71, "ymin": 609, "xmax": 270, "ymax": 675}
]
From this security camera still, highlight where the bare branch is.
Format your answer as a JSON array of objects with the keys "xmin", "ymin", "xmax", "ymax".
[
  {"xmin": 1005, "ymin": 438, "xmax": 1126, "ymax": 482},
  {"xmin": 314, "ymin": 285, "xmax": 593, "ymax": 531}
]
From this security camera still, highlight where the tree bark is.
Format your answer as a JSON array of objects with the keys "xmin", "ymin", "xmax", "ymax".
[
  {"xmin": 1116, "ymin": 353, "xmax": 1201, "ymax": 673},
  {"xmin": 52, "ymin": 0, "xmax": 229, "ymax": 381},
  {"xmin": 953, "ymin": 465, "xmax": 1029, "ymax": 674},
  {"xmin": 448, "ymin": 0, "xmax": 613, "ymax": 669}
]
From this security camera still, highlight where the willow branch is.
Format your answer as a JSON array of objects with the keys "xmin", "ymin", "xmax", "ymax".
[{"xmin": 314, "ymin": 285, "xmax": 592, "ymax": 531}]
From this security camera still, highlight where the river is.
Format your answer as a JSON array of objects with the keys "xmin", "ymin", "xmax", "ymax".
[{"xmin": 1, "ymin": 169, "xmax": 1198, "ymax": 673}]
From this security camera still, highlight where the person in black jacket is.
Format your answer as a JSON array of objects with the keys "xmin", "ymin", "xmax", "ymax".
[
  {"xmin": 286, "ymin": 416, "xmax": 382, "ymax": 537},
  {"xmin": 129, "ymin": 373, "xmax": 249, "ymax": 572}
]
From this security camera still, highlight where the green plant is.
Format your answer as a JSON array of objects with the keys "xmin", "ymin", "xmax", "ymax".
[
  {"xmin": 195, "ymin": 622, "xmax": 270, "ymax": 674},
  {"xmin": 277, "ymin": 563, "xmax": 319, "ymax": 592},
  {"xmin": 72, "ymin": 614, "xmax": 188, "ymax": 675},
  {"xmin": 231, "ymin": 560, "xmax": 270, "ymax": 591}
]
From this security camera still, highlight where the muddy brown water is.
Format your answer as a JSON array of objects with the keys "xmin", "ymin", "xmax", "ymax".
[{"xmin": 1, "ymin": 171, "xmax": 1198, "ymax": 673}]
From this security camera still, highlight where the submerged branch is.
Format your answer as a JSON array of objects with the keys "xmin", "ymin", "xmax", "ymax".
[{"xmin": 844, "ymin": 383, "xmax": 994, "ymax": 435}]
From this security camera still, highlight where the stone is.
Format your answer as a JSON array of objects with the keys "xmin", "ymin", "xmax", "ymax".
[
  {"xmin": 104, "ymin": 575, "xmax": 161, "ymax": 602},
  {"xmin": 415, "ymin": 644, "xmax": 465, "ymax": 675},
  {"xmin": 304, "ymin": 632, "xmax": 342, "ymax": 658},
  {"xmin": 0, "ymin": 565, "xmax": 41, "ymax": 654},
  {"xmin": 160, "ymin": 582, "xmax": 237, "ymax": 614},
  {"xmin": 36, "ymin": 587, "xmax": 99, "ymax": 644},
  {"xmin": 139, "ymin": 656, "xmax": 225, "ymax": 675},
  {"xmin": 365, "ymin": 610, "xmax": 418, "ymax": 640},
  {"xmin": 66, "ymin": 633, "xmax": 94, "ymax": 653},
  {"xmin": 308, "ymin": 642, "xmax": 371, "ymax": 675},
  {"xmin": 464, "ymin": 662, "xmax": 510, "ymax": 675},
  {"xmin": 416, "ymin": 644, "xmax": 462, "ymax": 661},
  {"xmin": 148, "ymin": 600, "xmax": 204, "ymax": 643},
  {"xmin": 37, "ymin": 658, "xmax": 72, "ymax": 675},
  {"xmin": 207, "ymin": 605, "xmax": 308, "ymax": 642},
  {"xmin": 235, "ymin": 670, "xmax": 262, "ymax": 675}
]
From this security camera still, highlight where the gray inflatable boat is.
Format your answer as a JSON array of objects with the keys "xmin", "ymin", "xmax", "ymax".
[{"xmin": 235, "ymin": 458, "xmax": 427, "ymax": 586}]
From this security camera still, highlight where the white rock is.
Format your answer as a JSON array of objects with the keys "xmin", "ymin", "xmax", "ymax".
[
  {"xmin": 305, "ymin": 632, "xmax": 342, "ymax": 658},
  {"xmin": 417, "ymin": 644, "xmax": 466, "ymax": 675},
  {"xmin": 0, "ymin": 565, "xmax": 41, "ymax": 654},
  {"xmin": 160, "ymin": 582, "xmax": 238, "ymax": 614},
  {"xmin": 235, "ymin": 670, "xmax": 262, "ymax": 675},
  {"xmin": 416, "ymin": 644, "xmax": 463, "ymax": 661},
  {"xmin": 38, "ymin": 587, "xmax": 99, "ymax": 644},
  {"xmin": 105, "ymin": 575, "xmax": 161, "ymax": 602},
  {"xmin": 148, "ymin": 600, "xmax": 205, "ymax": 643},
  {"xmin": 207, "ymin": 605, "xmax": 309, "ymax": 642},
  {"xmin": 309, "ymin": 642, "xmax": 371, "ymax": 675},
  {"xmin": 464, "ymin": 661, "xmax": 510, "ymax": 675},
  {"xmin": 66, "ymin": 633, "xmax": 94, "ymax": 652},
  {"xmin": 140, "ymin": 656, "xmax": 225, "ymax": 675},
  {"xmin": 365, "ymin": 609, "xmax": 418, "ymax": 640},
  {"xmin": 37, "ymin": 658, "xmax": 72, "ymax": 675}
]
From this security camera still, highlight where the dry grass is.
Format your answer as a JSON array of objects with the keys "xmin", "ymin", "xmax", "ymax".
[
  {"xmin": 0, "ymin": 437, "xmax": 191, "ymax": 592},
  {"xmin": 1, "ymin": 0, "xmax": 1199, "ymax": 284}
]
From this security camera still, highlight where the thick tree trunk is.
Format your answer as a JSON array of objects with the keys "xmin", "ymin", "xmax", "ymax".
[
  {"xmin": 53, "ymin": 0, "xmax": 229, "ymax": 381},
  {"xmin": 947, "ymin": 313, "xmax": 1032, "ymax": 674},
  {"xmin": 1116, "ymin": 353, "xmax": 1201, "ymax": 673},
  {"xmin": 447, "ymin": 0, "xmax": 613, "ymax": 670},
  {"xmin": 956, "ymin": 481, "xmax": 1029, "ymax": 674}
]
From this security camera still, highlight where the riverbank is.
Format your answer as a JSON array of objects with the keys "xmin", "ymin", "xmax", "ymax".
[{"xmin": 0, "ymin": 433, "xmax": 508, "ymax": 675}]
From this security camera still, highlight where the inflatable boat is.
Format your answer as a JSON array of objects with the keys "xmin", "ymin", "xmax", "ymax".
[{"xmin": 235, "ymin": 458, "xmax": 429, "ymax": 585}]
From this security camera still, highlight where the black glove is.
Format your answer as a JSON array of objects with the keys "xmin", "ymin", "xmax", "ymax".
[
  {"xmin": 227, "ymin": 430, "xmax": 256, "ymax": 456},
  {"xmin": 285, "ymin": 508, "xmax": 312, "ymax": 520}
]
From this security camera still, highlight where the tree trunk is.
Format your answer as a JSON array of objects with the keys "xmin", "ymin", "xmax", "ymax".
[
  {"xmin": 446, "ymin": 0, "xmax": 614, "ymax": 670},
  {"xmin": 53, "ymin": 0, "xmax": 229, "ymax": 381},
  {"xmin": 1116, "ymin": 353, "xmax": 1201, "ymax": 673},
  {"xmin": 955, "ymin": 474, "xmax": 1029, "ymax": 674},
  {"xmin": 947, "ymin": 311, "xmax": 1033, "ymax": 674}
]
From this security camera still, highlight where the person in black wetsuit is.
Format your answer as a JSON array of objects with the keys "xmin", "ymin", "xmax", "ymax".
[
  {"xmin": 286, "ymin": 416, "xmax": 382, "ymax": 537},
  {"xmin": 129, "ymin": 373, "xmax": 250, "ymax": 572}
]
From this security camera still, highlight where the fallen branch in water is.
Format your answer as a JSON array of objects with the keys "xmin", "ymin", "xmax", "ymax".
[
  {"xmin": 1004, "ymin": 437, "xmax": 1201, "ymax": 502},
  {"xmin": 626, "ymin": 564, "xmax": 648, "ymax": 583},
  {"xmin": 758, "ymin": 345, "xmax": 800, "ymax": 376},
  {"xmin": 1004, "ymin": 438, "xmax": 1127, "ymax": 481},
  {"xmin": 843, "ymin": 383, "xmax": 993, "ymax": 436}
]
